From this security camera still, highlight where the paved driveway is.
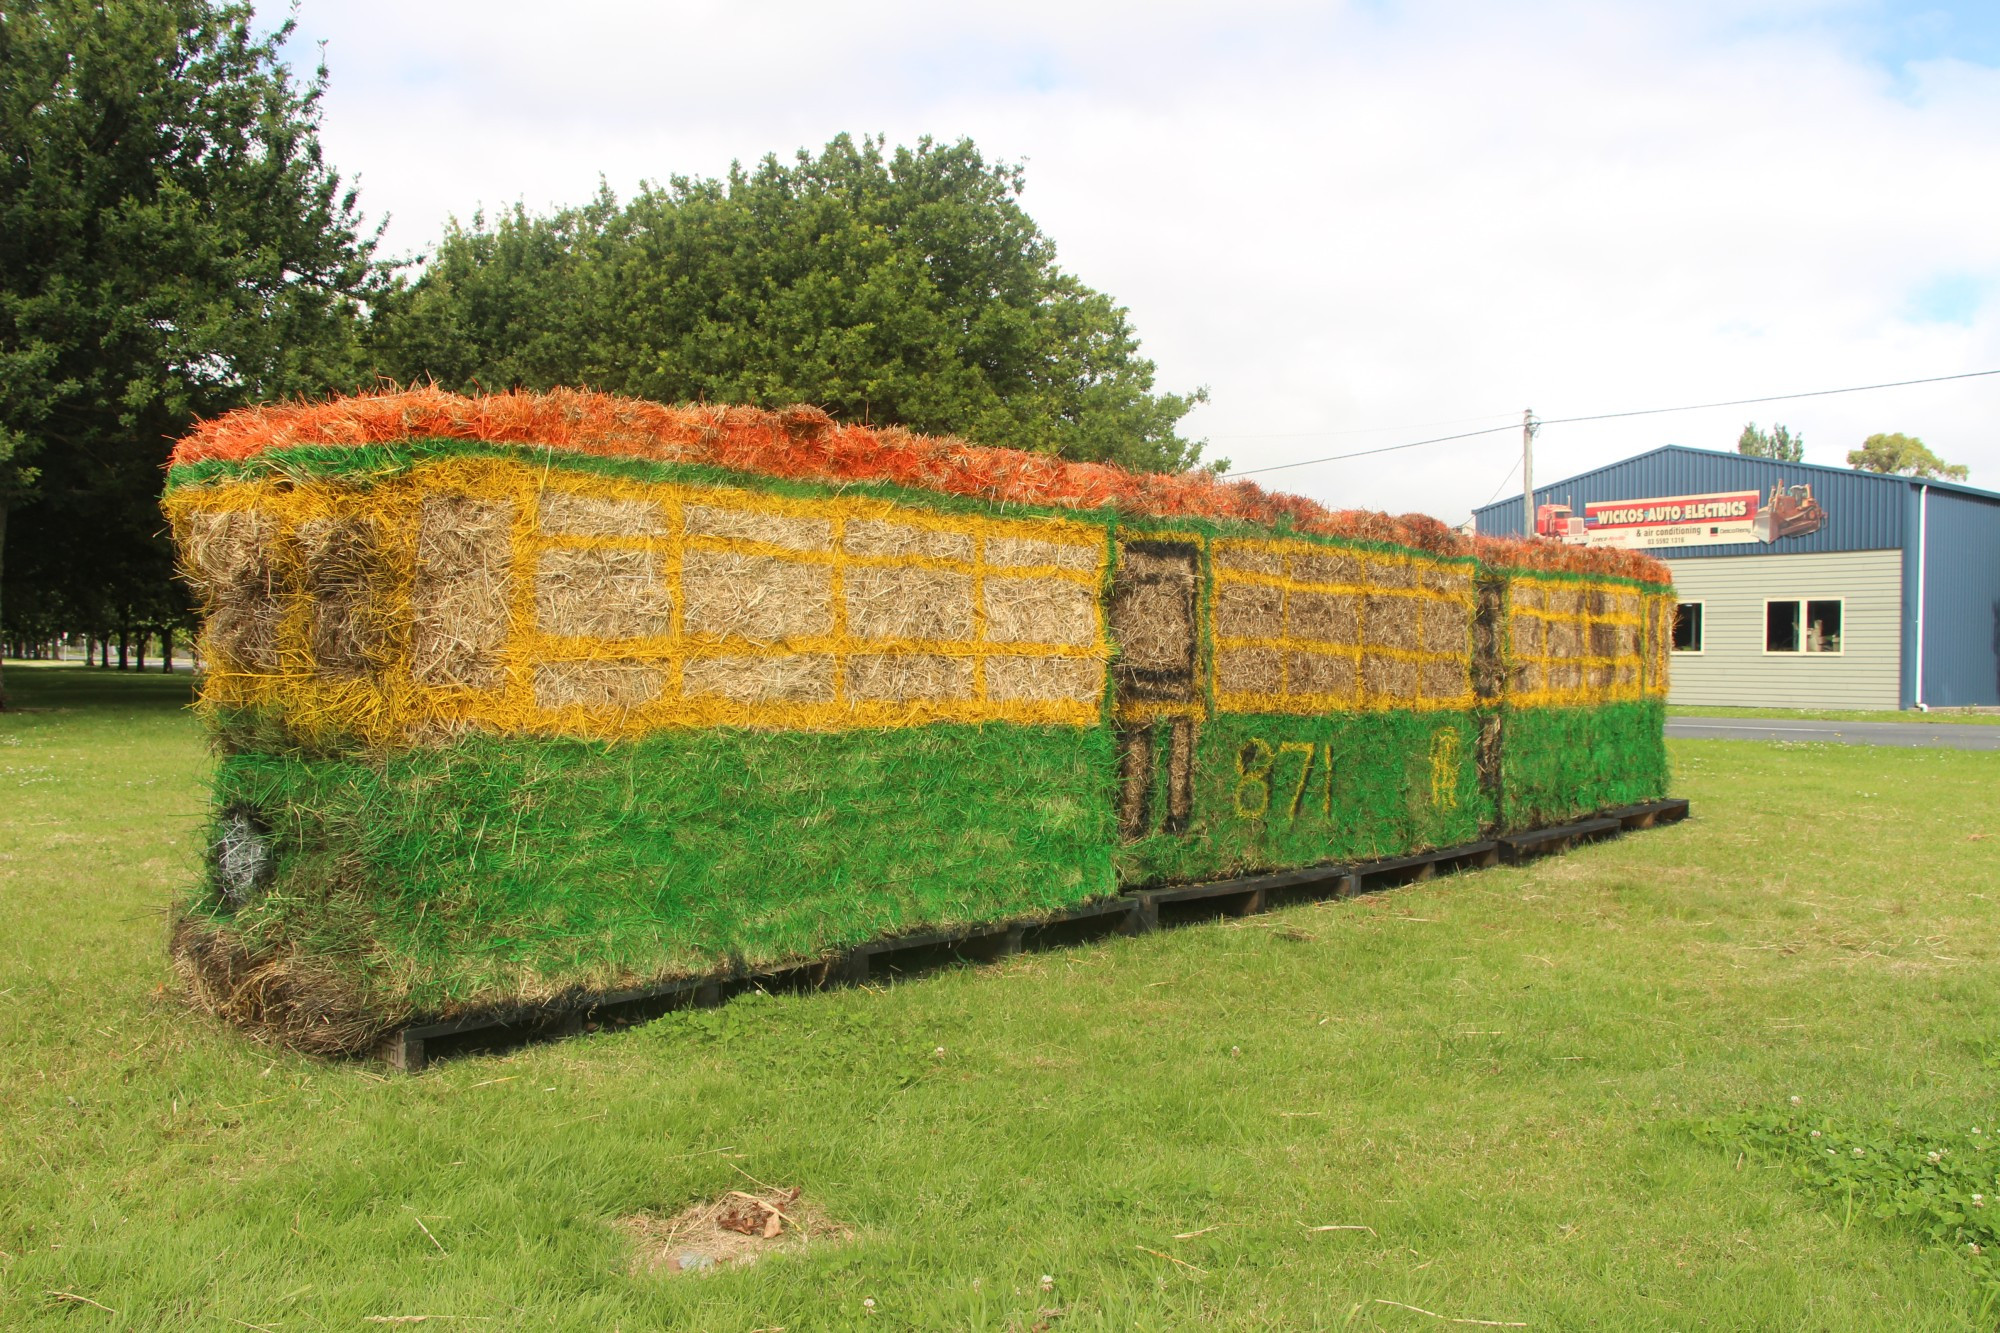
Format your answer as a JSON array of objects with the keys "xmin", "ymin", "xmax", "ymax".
[{"xmin": 1667, "ymin": 717, "xmax": 2000, "ymax": 750}]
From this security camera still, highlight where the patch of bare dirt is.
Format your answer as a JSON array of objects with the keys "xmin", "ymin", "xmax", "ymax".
[{"xmin": 619, "ymin": 1187, "xmax": 847, "ymax": 1277}]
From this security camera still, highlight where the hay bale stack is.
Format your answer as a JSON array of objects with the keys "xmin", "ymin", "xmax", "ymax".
[{"xmin": 163, "ymin": 389, "xmax": 1673, "ymax": 1053}]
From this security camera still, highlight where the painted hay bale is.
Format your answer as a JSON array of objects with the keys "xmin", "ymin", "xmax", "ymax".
[{"xmin": 164, "ymin": 389, "xmax": 1674, "ymax": 1052}]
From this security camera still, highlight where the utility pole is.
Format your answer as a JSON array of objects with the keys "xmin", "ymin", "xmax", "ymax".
[{"xmin": 1521, "ymin": 408, "xmax": 1538, "ymax": 538}]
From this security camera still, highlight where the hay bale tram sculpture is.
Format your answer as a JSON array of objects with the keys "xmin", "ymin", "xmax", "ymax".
[{"xmin": 164, "ymin": 390, "xmax": 1676, "ymax": 1053}]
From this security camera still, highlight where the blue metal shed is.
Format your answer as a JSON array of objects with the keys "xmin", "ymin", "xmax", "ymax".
[{"xmin": 1472, "ymin": 446, "xmax": 2000, "ymax": 709}]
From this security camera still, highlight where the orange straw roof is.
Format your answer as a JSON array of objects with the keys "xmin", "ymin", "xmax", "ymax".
[{"xmin": 173, "ymin": 388, "xmax": 1671, "ymax": 585}]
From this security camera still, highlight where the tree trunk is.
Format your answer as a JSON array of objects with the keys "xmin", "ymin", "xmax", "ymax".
[
  {"xmin": 161, "ymin": 626, "xmax": 174, "ymax": 672},
  {"xmin": 117, "ymin": 626, "xmax": 129, "ymax": 671},
  {"xmin": 135, "ymin": 630, "xmax": 147, "ymax": 672}
]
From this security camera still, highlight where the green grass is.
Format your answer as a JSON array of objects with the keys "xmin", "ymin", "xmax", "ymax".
[
  {"xmin": 3, "ymin": 663, "xmax": 1997, "ymax": 1329},
  {"xmin": 1667, "ymin": 704, "xmax": 2000, "ymax": 725}
]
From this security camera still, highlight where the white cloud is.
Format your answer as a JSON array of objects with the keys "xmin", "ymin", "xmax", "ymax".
[{"xmin": 278, "ymin": 0, "xmax": 2000, "ymax": 518}]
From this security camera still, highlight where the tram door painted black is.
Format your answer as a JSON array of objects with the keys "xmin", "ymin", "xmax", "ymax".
[{"xmin": 1109, "ymin": 540, "xmax": 1202, "ymax": 839}]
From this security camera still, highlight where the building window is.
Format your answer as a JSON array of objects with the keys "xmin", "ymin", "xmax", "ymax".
[
  {"xmin": 1765, "ymin": 599, "xmax": 1842, "ymax": 654},
  {"xmin": 1671, "ymin": 602, "xmax": 1703, "ymax": 653}
]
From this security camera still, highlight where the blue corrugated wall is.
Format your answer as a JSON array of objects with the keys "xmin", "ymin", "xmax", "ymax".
[
  {"xmin": 1474, "ymin": 446, "xmax": 1906, "ymax": 557},
  {"xmin": 1916, "ymin": 487, "xmax": 2000, "ymax": 707}
]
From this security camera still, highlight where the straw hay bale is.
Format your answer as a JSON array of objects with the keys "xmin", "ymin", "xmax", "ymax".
[
  {"xmin": 171, "ymin": 916, "xmax": 395, "ymax": 1057},
  {"xmin": 184, "ymin": 508, "xmax": 286, "ymax": 672},
  {"xmin": 1287, "ymin": 591, "xmax": 1358, "ymax": 645},
  {"xmin": 1110, "ymin": 546, "xmax": 1198, "ymax": 686},
  {"xmin": 537, "ymin": 491, "xmax": 668, "ymax": 538},
  {"xmin": 298, "ymin": 516, "xmax": 394, "ymax": 677},
  {"xmin": 1545, "ymin": 619, "xmax": 1585, "ymax": 659},
  {"xmin": 1290, "ymin": 549, "xmax": 1361, "ymax": 587},
  {"xmin": 536, "ymin": 547, "xmax": 672, "ymax": 640},
  {"xmin": 1584, "ymin": 588, "xmax": 1611, "ymax": 617},
  {"xmin": 681, "ymin": 654, "xmax": 835, "ymax": 703},
  {"xmin": 1363, "ymin": 654, "xmax": 1420, "ymax": 700},
  {"xmin": 1217, "ymin": 646, "xmax": 1283, "ymax": 695},
  {"xmin": 1286, "ymin": 650, "xmax": 1357, "ymax": 698},
  {"xmin": 1421, "ymin": 565, "xmax": 1473, "ymax": 598},
  {"xmin": 842, "ymin": 519, "xmax": 972, "ymax": 563},
  {"xmin": 1512, "ymin": 661, "xmax": 1546, "ymax": 694},
  {"xmin": 681, "ymin": 551, "xmax": 833, "ymax": 643},
  {"xmin": 985, "ymin": 654, "xmax": 1102, "ymax": 703},
  {"xmin": 1418, "ymin": 600, "xmax": 1469, "ymax": 655},
  {"xmin": 411, "ymin": 494, "xmax": 515, "ymax": 688},
  {"xmin": 844, "ymin": 653, "xmax": 975, "ymax": 702},
  {"xmin": 986, "ymin": 535, "xmax": 1098, "ymax": 572},
  {"xmin": 1422, "ymin": 658, "xmax": 1469, "ymax": 700},
  {"xmin": 983, "ymin": 576, "xmax": 1097, "ymax": 646},
  {"xmin": 534, "ymin": 661, "xmax": 665, "ymax": 710},
  {"xmin": 1167, "ymin": 719, "xmax": 1196, "ymax": 825},
  {"xmin": 1587, "ymin": 622, "xmax": 1622, "ymax": 658},
  {"xmin": 1546, "ymin": 586, "xmax": 1584, "ymax": 617},
  {"xmin": 1364, "ymin": 595, "xmax": 1421, "ymax": 652},
  {"xmin": 1512, "ymin": 583, "xmax": 1548, "ymax": 614},
  {"xmin": 1615, "ymin": 662, "xmax": 1639, "ymax": 687},
  {"xmin": 685, "ymin": 504, "xmax": 832, "ymax": 552},
  {"xmin": 1117, "ymin": 726, "xmax": 1153, "ymax": 838},
  {"xmin": 1612, "ymin": 591, "xmax": 1642, "ymax": 619},
  {"xmin": 1214, "ymin": 582, "xmax": 1284, "ymax": 640},
  {"xmin": 843, "ymin": 565, "xmax": 974, "ymax": 642},
  {"xmin": 1213, "ymin": 544, "xmax": 1283, "ymax": 577},
  {"xmin": 1549, "ymin": 662, "xmax": 1584, "ymax": 693},
  {"xmin": 1511, "ymin": 614, "xmax": 1547, "ymax": 658},
  {"xmin": 1366, "ymin": 560, "xmax": 1418, "ymax": 590}
]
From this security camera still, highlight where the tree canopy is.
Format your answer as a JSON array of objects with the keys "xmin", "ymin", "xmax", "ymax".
[
  {"xmin": 1737, "ymin": 421, "xmax": 1803, "ymax": 462},
  {"xmin": 0, "ymin": 0, "xmax": 381, "ymax": 703},
  {"xmin": 370, "ymin": 135, "xmax": 1207, "ymax": 474},
  {"xmin": 1847, "ymin": 432, "xmax": 1968, "ymax": 481}
]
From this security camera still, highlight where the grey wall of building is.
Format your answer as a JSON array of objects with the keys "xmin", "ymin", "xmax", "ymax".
[{"xmin": 1668, "ymin": 550, "xmax": 1903, "ymax": 710}]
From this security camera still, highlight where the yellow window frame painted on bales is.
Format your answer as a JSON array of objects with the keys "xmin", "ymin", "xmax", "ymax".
[
  {"xmin": 1207, "ymin": 535, "xmax": 1478, "ymax": 716},
  {"xmin": 170, "ymin": 454, "xmax": 1114, "ymax": 746},
  {"xmin": 1504, "ymin": 575, "xmax": 1663, "ymax": 709}
]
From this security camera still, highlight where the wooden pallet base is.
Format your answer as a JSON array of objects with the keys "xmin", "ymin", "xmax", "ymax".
[{"xmin": 378, "ymin": 797, "xmax": 1690, "ymax": 1070}]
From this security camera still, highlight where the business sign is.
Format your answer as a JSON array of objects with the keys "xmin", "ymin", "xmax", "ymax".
[{"xmin": 1536, "ymin": 483, "xmax": 1827, "ymax": 550}]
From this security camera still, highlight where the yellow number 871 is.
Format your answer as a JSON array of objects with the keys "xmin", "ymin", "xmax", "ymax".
[{"xmin": 1233, "ymin": 739, "xmax": 1276, "ymax": 817}]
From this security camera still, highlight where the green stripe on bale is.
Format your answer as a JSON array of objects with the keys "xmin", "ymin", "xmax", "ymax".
[
  {"xmin": 185, "ymin": 721, "xmax": 1117, "ymax": 1032},
  {"xmin": 1116, "ymin": 708, "xmax": 1494, "ymax": 887},
  {"xmin": 1498, "ymin": 699, "xmax": 1669, "ymax": 829}
]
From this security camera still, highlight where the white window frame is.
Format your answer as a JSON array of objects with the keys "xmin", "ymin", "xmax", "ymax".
[
  {"xmin": 1671, "ymin": 601, "xmax": 1705, "ymax": 655},
  {"xmin": 1762, "ymin": 597, "xmax": 1845, "ymax": 656}
]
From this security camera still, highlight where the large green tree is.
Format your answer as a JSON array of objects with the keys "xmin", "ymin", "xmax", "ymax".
[
  {"xmin": 1848, "ymin": 432, "xmax": 1968, "ymax": 481},
  {"xmin": 372, "ymin": 135, "xmax": 1207, "ymax": 473},
  {"xmin": 0, "ymin": 0, "xmax": 381, "ymax": 705}
]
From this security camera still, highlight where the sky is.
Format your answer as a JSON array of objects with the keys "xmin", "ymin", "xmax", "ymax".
[{"xmin": 273, "ymin": 0, "xmax": 2000, "ymax": 521}]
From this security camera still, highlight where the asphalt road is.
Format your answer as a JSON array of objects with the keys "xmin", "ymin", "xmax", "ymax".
[{"xmin": 1667, "ymin": 717, "xmax": 2000, "ymax": 750}]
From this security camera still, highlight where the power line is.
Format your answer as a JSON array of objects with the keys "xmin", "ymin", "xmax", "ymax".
[
  {"xmin": 1221, "ymin": 366, "xmax": 2000, "ymax": 478},
  {"xmin": 1537, "ymin": 367, "xmax": 2000, "ymax": 428},
  {"xmin": 1225, "ymin": 423, "xmax": 1520, "ymax": 475},
  {"xmin": 1480, "ymin": 451, "xmax": 1523, "ymax": 509}
]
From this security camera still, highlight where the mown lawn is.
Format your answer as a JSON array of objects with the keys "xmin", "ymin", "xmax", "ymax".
[{"xmin": 2, "ymin": 663, "xmax": 1996, "ymax": 1330}]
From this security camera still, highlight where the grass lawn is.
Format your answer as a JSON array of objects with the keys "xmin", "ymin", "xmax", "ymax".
[
  {"xmin": 1667, "ymin": 703, "xmax": 2000, "ymax": 725},
  {"xmin": 2, "ymin": 662, "xmax": 1997, "ymax": 1330}
]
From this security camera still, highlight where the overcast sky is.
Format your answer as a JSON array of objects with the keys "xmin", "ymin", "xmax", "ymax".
[{"xmin": 274, "ymin": 0, "xmax": 2000, "ymax": 520}]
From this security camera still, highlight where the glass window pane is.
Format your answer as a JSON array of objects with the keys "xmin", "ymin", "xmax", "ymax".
[
  {"xmin": 1672, "ymin": 603, "xmax": 1702, "ymax": 652},
  {"xmin": 1805, "ymin": 600, "xmax": 1842, "ymax": 653},
  {"xmin": 1766, "ymin": 601, "xmax": 1801, "ymax": 652}
]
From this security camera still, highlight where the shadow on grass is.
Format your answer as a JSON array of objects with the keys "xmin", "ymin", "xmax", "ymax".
[{"xmin": 0, "ymin": 660, "xmax": 201, "ymax": 714}]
